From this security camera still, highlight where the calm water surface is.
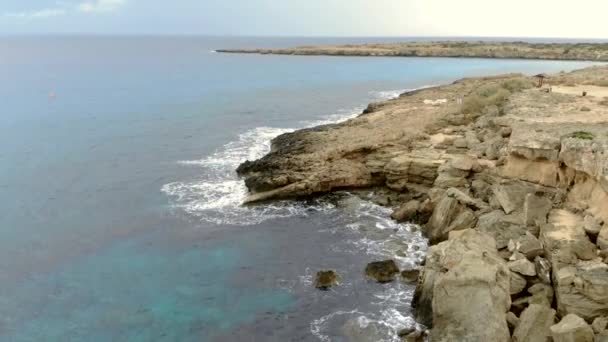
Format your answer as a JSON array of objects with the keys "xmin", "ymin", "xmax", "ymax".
[{"xmin": 0, "ymin": 36, "xmax": 601, "ymax": 341}]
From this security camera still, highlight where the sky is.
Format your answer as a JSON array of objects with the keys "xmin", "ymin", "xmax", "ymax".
[{"xmin": 1, "ymin": 0, "xmax": 608, "ymax": 38}]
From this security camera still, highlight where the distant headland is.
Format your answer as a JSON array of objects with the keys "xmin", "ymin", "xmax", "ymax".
[{"xmin": 218, "ymin": 41, "xmax": 608, "ymax": 61}]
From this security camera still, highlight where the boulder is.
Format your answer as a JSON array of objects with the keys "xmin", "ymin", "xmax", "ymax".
[
  {"xmin": 541, "ymin": 210, "xmax": 597, "ymax": 267},
  {"xmin": 507, "ymin": 311, "xmax": 520, "ymax": 330},
  {"xmin": 385, "ymin": 154, "xmax": 444, "ymax": 191},
  {"xmin": 365, "ymin": 260, "xmax": 400, "ymax": 283},
  {"xmin": 446, "ymin": 187, "xmax": 488, "ymax": 210},
  {"xmin": 599, "ymin": 225, "xmax": 608, "ymax": 251},
  {"xmin": 413, "ymin": 229, "xmax": 505, "ymax": 326},
  {"xmin": 391, "ymin": 200, "xmax": 421, "ymax": 222},
  {"xmin": 512, "ymin": 304, "xmax": 556, "ymax": 342},
  {"xmin": 509, "ymin": 258, "xmax": 537, "ymax": 276},
  {"xmin": 413, "ymin": 229, "xmax": 510, "ymax": 341},
  {"xmin": 433, "ymin": 173, "xmax": 468, "ymax": 189},
  {"xmin": 508, "ymin": 232, "xmax": 544, "ymax": 259},
  {"xmin": 401, "ymin": 269, "xmax": 420, "ymax": 283},
  {"xmin": 535, "ymin": 256, "xmax": 552, "ymax": 284},
  {"xmin": 476, "ymin": 210, "xmax": 527, "ymax": 249},
  {"xmin": 314, "ymin": 270, "xmax": 340, "ymax": 290},
  {"xmin": 583, "ymin": 215, "xmax": 602, "ymax": 236},
  {"xmin": 471, "ymin": 179, "xmax": 492, "ymax": 202},
  {"xmin": 528, "ymin": 283, "xmax": 554, "ymax": 304},
  {"xmin": 510, "ymin": 271, "xmax": 528, "ymax": 295},
  {"xmin": 554, "ymin": 260, "xmax": 608, "ymax": 321},
  {"xmin": 508, "ymin": 126, "xmax": 561, "ymax": 161},
  {"xmin": 550, "ymin": 314, "xmax": 594, "ymax": 342},
  {"xmin": 592, "ymin": 317, "xmax": 608, "ymax": 334},
  {"xmin": 425, "ymin": 195, "xmax": 463, "ymax": 243},
  {"xmin": 523, "ymin": 193, "xmax": 553, "ymax": 227}
]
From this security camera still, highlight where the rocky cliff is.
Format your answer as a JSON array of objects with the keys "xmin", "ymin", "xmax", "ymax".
[{"xmin": 237, "ymin": 65, "xmax": 608, "ymax": 341}]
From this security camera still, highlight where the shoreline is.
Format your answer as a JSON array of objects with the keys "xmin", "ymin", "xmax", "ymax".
[{"xmin": 237, "ymin": 65, "xmax": 608, "ymax": 340}]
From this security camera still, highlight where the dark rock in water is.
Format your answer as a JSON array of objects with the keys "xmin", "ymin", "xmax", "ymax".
[
  {"xmin": 365, "ymin": 260, "xmax": 400, "ymax": 283},
  {"xmin": 314, "ymin": 270, "xmax": 339, "ymax": 290},
  {"xmin": 397, "ymin": 327, "xmax": 416, "ymax": 337},
  {"xmin": 402, "ymin": 330, "xmax": 424, "ymax": 342},
  {"xmin": 401, "ymin": 269, "xmax": 420, "ymax": 283}
]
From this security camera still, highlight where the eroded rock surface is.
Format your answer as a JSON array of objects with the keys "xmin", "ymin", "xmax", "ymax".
[{"xmin": 235, "ymin": 65, "xmax": 608, "ymax": 341}]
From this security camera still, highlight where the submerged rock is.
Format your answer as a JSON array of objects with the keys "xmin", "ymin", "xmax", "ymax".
[
  {"xmin": 314, "ymin": 270, "xmax": 340, "ymax": 290},
  {"xmin": 365, "ymin": 260, "xmax": 400, "ymax": 283},
  {"xmin": 400, "ymin": 269, "xmax": 420, "ymax": 283}
]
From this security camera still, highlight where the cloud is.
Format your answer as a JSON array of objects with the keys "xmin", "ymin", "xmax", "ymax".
[
  {"xmin": 78, "ymin": 0, "xmax": 126, "ymax": 13},
  {"xmin": 4, "ymin": 8, "xmax": 66, "ymax": 19}
]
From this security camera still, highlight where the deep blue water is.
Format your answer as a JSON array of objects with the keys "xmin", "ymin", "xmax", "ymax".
[{"xmin": 0, "ymin": 36, "xmax": 602, "ymax": 342}]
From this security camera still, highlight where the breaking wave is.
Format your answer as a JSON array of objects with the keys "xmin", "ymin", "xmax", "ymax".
[{"xmin": 161, "ymin": 88, "xmax": 412, "ymax": 225}]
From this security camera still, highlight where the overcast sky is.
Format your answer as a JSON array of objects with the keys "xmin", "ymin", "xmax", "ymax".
[{"xmin": 2, "ymin": 0, "xmax": 608, "ymax": 38}]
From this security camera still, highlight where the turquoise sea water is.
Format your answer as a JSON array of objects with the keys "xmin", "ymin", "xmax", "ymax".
[{"xmin": 0, "ymin": 36, "xmax": 603, "ymax": 341}]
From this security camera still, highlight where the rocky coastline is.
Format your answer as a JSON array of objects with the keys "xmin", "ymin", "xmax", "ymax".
[
  {"xmin": 237, "ymin": 65, "xmax": 608, "ymax": 341},
  {"xmin": 219, "ymin": 41, "xmax": 608, "ymax": 62}
]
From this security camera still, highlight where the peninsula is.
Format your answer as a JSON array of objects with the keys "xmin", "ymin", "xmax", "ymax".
[
  {"xmin": 237, "ymin": 64, "xmax": 608, "ymax": 341},
  {"xmin": 218, "ymin": 41, "xmax": 608, "ymax": 61}
]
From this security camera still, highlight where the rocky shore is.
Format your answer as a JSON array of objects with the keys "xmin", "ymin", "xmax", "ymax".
[
  {"xmin": 219, "ymin": 41, "xmax": 608, "ymax": 62},
  {"xmin": 237, "ymin": 64, "xmax": 608, "ymax": 341}
]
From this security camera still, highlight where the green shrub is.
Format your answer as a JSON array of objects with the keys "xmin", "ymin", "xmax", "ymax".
[
  {"xmin": 571, "ymin": 131, "xmax": 594, "ymax": 140},
  {"xmin": 501, "ymin": 79, "xmax": 534, "ymax": 92},
  {"xmin": 461, "ymin": 95, "xmax": 486, "ymax": 114}
]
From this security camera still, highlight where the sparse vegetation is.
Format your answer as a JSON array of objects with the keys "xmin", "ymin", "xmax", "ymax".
[
  {"xmin": 581, "ymin": 106, "xmax": 592, "ymax": 112},
  {"xmin": 460, "ymin": 78, "xmax": 532, "ymax": 115},
  {"xmin": 594, "ymin": 80, "xmax": 608, "ymax": 87},
  {"xmin": 571, "ymin": 131, "xmax": 594, "ymax": 140}
]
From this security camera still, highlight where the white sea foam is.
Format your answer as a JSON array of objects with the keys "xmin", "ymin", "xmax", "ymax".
[
  {"xmin": 163, "ymin": 88, "xmax": 430, "ymax": 339},
  {"xmin": 162, "ymin": 88, "xmax": 421, "ymax": 225}
]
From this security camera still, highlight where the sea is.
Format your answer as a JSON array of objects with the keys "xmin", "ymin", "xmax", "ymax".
[{"xmin": 0, "ymin": 36, "xmax": 602, "ymax": 342}]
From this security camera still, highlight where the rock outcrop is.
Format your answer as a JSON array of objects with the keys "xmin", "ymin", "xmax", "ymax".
[{"xmin": 235, "ymin": 65, "xmax": 608, "ymax": 341}]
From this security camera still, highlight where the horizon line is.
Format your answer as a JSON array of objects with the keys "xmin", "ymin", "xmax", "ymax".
[{"xmin": 0, "ymin": 33, "xmax": 607, "ymax": 41}]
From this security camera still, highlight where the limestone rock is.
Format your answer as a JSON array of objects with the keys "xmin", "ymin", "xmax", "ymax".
[
  {"xmin": 592, "ymin": 317, "xmax": 608, "ymax": 334},
  {"xmin": 476, "ymin": 210, "xmax": 527, "ymax": 249},
  {"xmin": 430, "ymin": 249, "xmax": 511, "ymax": 341},
  {"xmin": 391, "ymin": 200, "xmax": 421, "ymax": 222},
  {"xmin": 413, "ymin": 230, "xmax": 506, "ymax": 326},
  {"xmin": 509, "ymin": 232, "xmax": 544, "ymax": 260},
  {"xmin": 401, "ymin": 269, "xmax": 420, "ymax": 283},
  {"xmin": 509, "ymin": 126, "xmax": 561, "ymax": 161},
  {"xmin": 509, "ymin": 258, "xmax": 537, "ymax": 276},
  {"xmin": 554, "ymin": 260, "xmax": 608, "ymax": 321},
  {"xmin": 314, "ymin": 270, "xmax": 340, "ymax": 290},
  {"xmin": 528, "ymin": 283, "xmax": 554, "ymax": 304},
  {"xmin": 535, "ymin": 256, "xmax": 552, "ymax": 284},
  {"xmin": 446, "ymin": 187, "xmax": 488, "ymax": 210},
  {"xmin": 365, "ymin": 260, "xmax": 400, "ymax": 283},
  {"xmin": 471, "ymin": 179, "xmax": 492, "ymax": 202},
  {"xmin": 599, "ymin": 225, "xmax": 608, "ymax": 251},
  {"xmin": 523, "ymin": 193, "xmax": 553, "ymax": 227},
  {"xmin": 584, "ymin": 215, "xmax": 602, "ymax": 236},
  {"xmin": 510, "ymin": 271, "xmax": 528, "ymax": 295},
  {"xmin": 425, "ymin": 195, "xmax": 463, "ymax": 243},
  {"xmin": 512, "ymin": 304, "xmax": 556, "ymax": 342},
  {"xmin": 433, "ymin": 172, "xmax": 468, "ymax": 189},
  {"xmin": 541, "ymin": 210, "xmax": 597, "ymax": 267},
  {"xmin": 413, "ymin": 229, "xmax": 510, "ymax": 341},
  {"xmin": 507, "ymin": 311, "xmax": 520, "ymax": 330},
  {"xmin": 385, "ymin": 154, "xmax": 444, "ymax": 191},
  {"xmin": 550, "ymin": 314, "xmax": 594, "ymax": 342}
]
